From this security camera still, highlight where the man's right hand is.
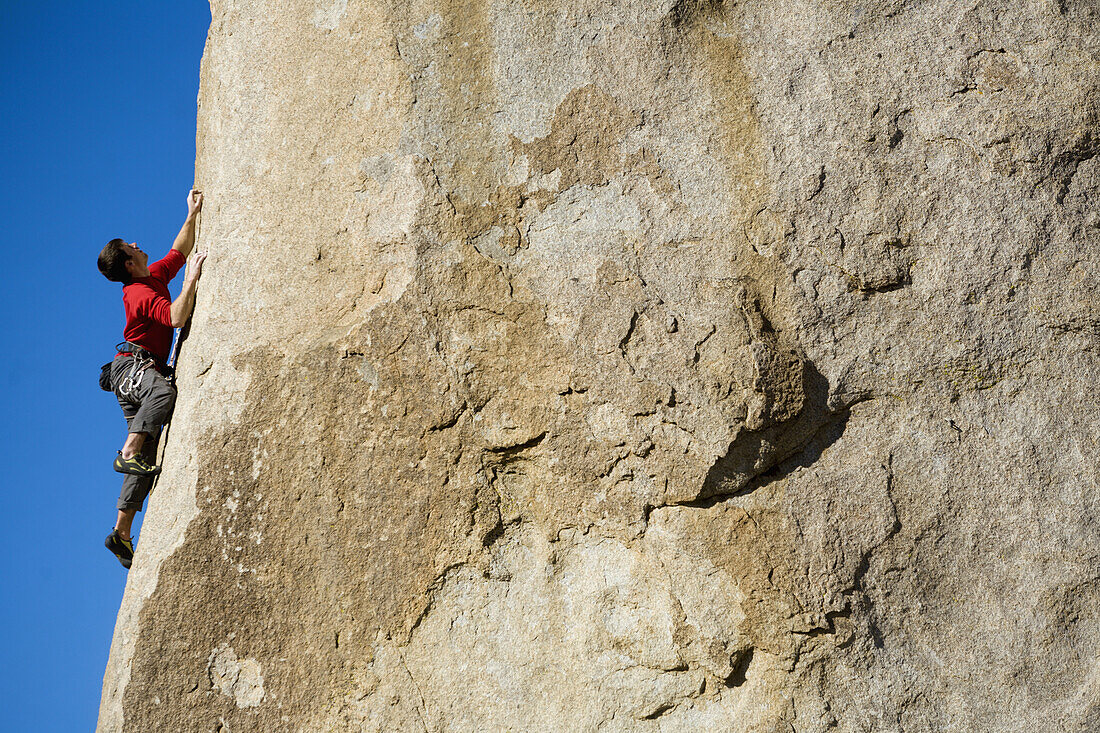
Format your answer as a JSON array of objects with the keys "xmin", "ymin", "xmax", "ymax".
[
  {"xmin": 172, "ymin": 252, "xmax": 208, "ymax": 327},
  {"xmin": 189, "ymin": 252, "xmax": 207, "ymax": 281}
]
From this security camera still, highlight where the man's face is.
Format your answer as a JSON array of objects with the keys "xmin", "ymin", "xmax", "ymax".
[{"xmin": 122, "ymin": 243, "xmax": 148, "ymax": 268}]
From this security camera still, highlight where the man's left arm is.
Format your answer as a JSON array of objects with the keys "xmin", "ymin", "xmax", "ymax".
[{"xmin": 171, "ymin": 189, "xmax": 204, "ymax": 258}]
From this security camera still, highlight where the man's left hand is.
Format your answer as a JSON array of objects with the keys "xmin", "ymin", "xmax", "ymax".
[{"xmin": 187, "ymin": 189, "xmax": 203, "ymax": 217}]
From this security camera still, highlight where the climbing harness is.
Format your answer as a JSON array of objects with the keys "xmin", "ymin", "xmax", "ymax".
[{"xmin": 115, "ymin": 342, "xmax": 159, "ymax": 400}]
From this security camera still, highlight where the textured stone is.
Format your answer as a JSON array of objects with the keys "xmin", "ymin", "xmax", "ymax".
[{"xmin": 100, "ymin": 0, "xmax": 1100, "ymax": 731}]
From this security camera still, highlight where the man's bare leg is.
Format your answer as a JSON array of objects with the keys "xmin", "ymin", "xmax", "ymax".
[
  {"xmin": 115, "ymin": 509, "xmax": 138, "ymax": 541},
  {"xmin": 120, "ymin": 432, "xmax": 147, "ymax": 459}
]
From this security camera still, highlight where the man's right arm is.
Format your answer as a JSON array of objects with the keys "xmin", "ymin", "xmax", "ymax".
[{"xmin": 169, "ymin": 253, "xmax": 207, "ymax": 328}]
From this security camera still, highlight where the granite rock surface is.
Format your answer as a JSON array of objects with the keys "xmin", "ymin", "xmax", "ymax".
[{"xmin": 99, "ymin": 0, "xmax": 1100, "ymax": 730}]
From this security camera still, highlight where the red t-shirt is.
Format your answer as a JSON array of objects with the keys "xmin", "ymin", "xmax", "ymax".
[{"xmin": 119, "ymin": 249, "xmax": 186, "ymax": 362}]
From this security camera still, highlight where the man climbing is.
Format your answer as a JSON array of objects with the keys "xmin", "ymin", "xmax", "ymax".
[{"xmin": 97, "ymin": 189, "xmax": 207, "ymax": 568}]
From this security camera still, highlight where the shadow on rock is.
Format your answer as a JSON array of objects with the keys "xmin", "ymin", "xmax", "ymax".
[{"xmin": 691, "ymin": 362, "xmax": 853, "ymax": 508}]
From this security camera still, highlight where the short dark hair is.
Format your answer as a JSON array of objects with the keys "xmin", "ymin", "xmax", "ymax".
[{"xmin": 98, "ymin": 238, "xmax": 132, "ymax": 283}]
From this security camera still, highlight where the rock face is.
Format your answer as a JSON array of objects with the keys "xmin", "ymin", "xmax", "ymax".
[{"xmin": 99, "ymin": 1, "xmax": 1100, "ymax": 730}]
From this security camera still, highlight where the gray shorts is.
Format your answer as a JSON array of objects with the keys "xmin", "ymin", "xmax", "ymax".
[{"xmin": 110, "ymin": 355, "xmax": 177, "ymax": 512}]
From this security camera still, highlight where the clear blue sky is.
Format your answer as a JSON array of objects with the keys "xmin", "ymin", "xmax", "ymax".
[{"xmin": 0, "ymin": 2, "xmax": 210, "ymax": 729}]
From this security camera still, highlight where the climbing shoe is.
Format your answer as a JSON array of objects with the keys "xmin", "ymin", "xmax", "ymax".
[
  {"xmin": 105, "ymin": 530, "xmax": 135, "ymax": 569},
  {"xmin": 113, "ymin": 452, "xmax": 160, "ymax": 477}
]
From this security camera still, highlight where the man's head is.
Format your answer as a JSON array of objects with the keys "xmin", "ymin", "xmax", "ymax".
[{"xmin": 98, "ymin": 239, "xmax": 149, "ymax": 283}]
